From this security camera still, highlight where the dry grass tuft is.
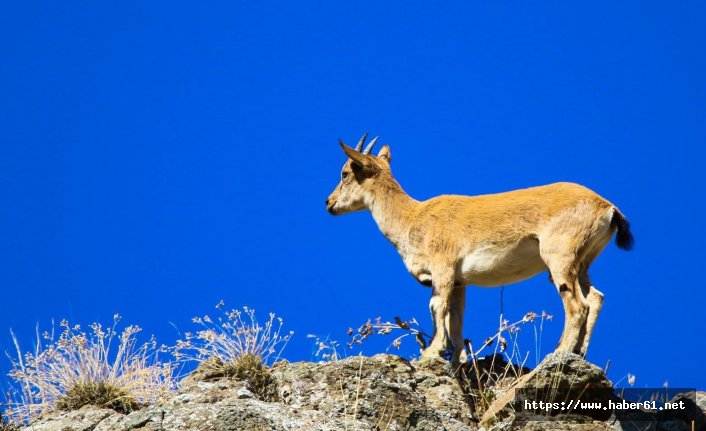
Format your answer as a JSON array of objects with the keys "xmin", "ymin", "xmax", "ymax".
[
  {"xmin": 55, "ymin": 381, "xmax": 140, "ymax": 414},
  {"xmin": 224, "ymin": 353, "xmax": 278, "ymax": 401},
  {"xmin": 175, "ymin": 302, "xmax": 293, "ymax": 366},
  {"xmin": 3, "ymin": 315, "xmax": 176, "ymax": 425},
  {"xmin": 175, "ymin": 302, "xmax": 292, "ymax": 401}
]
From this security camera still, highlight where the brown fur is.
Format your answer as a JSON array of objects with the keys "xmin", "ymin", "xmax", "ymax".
[{"xmin": 326, "ymin": 138, "xmax": 632, "ymax": 364}]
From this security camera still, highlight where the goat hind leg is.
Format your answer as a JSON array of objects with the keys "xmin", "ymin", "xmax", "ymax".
[
  {"xmin": 544, "ymin": 259, "xmax": 589, "ymax": 354},
  {"xmin": 578, "ymin": 272, "xmax": 604, "ymax": 356},
  {"xmin": 557, "ymin": 277, "xmax": 589, "ymax": 354}
]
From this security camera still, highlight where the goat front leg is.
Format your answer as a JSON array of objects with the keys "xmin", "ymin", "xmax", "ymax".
[
  {"xmin": 447, "ymin": 286, "xmax": 468, "ymax": 365},
  {"xmin": 421, "ymin": 270, "xmax": 465, "ymax": 364},
  {"xmin": 422, "ymin": 286, "xmax": 448, "ymax": 360}
]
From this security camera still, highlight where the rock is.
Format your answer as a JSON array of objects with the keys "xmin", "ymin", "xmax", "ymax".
[
  {"xmin": 498, "ymin": 414, "xmax": 616, "ymax": 431},
  {"xmin": 658, "ymin": 391, "xmax": 706, "ymax": 431},
  {"xmin": 524, "ymin": 352, "xmax": 612, "ymax": 391},
  {"xmin": 236, "ymin": 387, "xmax": 254, "ymax": 399},
  {"xmin": 481, "ymin": 352, "xmax": 614, "ymax": 426},
  {"xmin": 272, "ymin": 354, "xmax": 474, "ymax": 430},
  {"xmin": 14, "ymin": 354, "xmax": 706, "ymax": 431},
  {"xmin": 521, "ymin": 352, "xmax": 615, "ymax": 420},
  {"xmin": 19, "ymin": 405, "xmax": 117, "ymax": 431},
  {"xmin": 180, "ymin": 357, "xmax": 227, "ymax": 384}
]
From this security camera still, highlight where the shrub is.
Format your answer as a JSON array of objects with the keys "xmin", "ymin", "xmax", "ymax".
[
  {"xmin": 174, "ymin": 302, "xmax": 292, "ymax": 400},
  {"xmin": 4, "ymin": 315, "xmax": 176, "ymax": 425}
]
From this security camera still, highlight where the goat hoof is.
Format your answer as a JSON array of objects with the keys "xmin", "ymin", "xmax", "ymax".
[
  {"xmin": 419, "ymin": 347, "xmax": 446, "ymax": 365},
  {"xmin": 417, "ymin": 355, "xmax": 449, "ymax": 372}
]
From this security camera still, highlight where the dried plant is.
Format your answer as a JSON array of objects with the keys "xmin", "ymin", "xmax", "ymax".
[
  {"xmin": 222, "ymin": 353, "xmax": 279, "ymax": 401},
  {"xmin": 347, "ymin": 316, "xmax": 430, "ymax": 353},
  {"xmin": 470, "ymin": 311, "xmax": 553, "ymax": 358},
  {"xmin": 174, "ymin": 302, "xmax": 293, "ymax": 370},
  {"xmin": 307, "ymin": 334, "xmax": 343, "ymax": 362},
  {"xmin": 463, "ymin": 311, "xmax": 556, "ymax": 413},
  {"xmin": 3, "ymin": 315, "xmax": 175, "ymax": 425},
  {"xmin": 347, "ymin": 311, "xmax": 554, "ymax": 414},
  {"xmin": 0, "ymin": 420, "xmax": 18, "ymax": 431},
  {"xmin": 174, "ymin": 303, "xmax": 291, "ymax": 402}
]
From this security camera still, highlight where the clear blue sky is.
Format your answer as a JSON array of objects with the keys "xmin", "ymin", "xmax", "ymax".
[{"xmin": 1, "ymin": 2, "xmax": 704, "ymax": 390}]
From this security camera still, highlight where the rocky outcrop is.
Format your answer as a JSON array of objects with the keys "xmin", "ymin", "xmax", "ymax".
[
  {"xmin": 480, "ymin": 352, "xmax": 615, "ymax": 424},
  {"xmin": 18, "ymin": 354, "xmax": 705, "ymax": 431}
]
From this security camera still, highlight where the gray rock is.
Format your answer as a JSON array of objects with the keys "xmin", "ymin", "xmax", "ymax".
[
  {"xmin": 236, "ymin": 388, "xmax": 254, "ymax": 399},
  {"xmin": 272, "ymin": 354, "xmax": 474, "ymax": 430},
  {"xmin": 657, "ymin": 391, "xmax": 706, "ymax": 431},
  {"xmin": 482, "ymin": 353, "xmax": 614, "ymax": 426},
  {"xmin": 20, "ymin": 405, "xmax": 117, "ymax": 431},
  {"xmin": 525, "ymin": 352, "xmax": 613, "ymax": 391},
  {"xmin": 15, "ymin": 354, "xmax": 705, "ymax": 431}
]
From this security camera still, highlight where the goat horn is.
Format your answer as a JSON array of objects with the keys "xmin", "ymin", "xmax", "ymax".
[
  {"xmin": 363, "ymin": 136, "xmax": 379, "ymax": 155},
  {"xmin": 355, "ymin": 132, "xmax": 369, "ymax": 151}
]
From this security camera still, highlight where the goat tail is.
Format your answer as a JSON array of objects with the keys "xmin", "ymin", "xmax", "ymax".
[{"xmin": 611, "ymin": 208, "xmax": 634, "ymax": 251}]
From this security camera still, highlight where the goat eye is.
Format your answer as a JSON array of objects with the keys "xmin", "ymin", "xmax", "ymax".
[{"xmin": 341, "ymin": 172, "xmax": 350, "ymax": 180}]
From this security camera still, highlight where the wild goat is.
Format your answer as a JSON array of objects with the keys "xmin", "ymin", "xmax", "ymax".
[{"xmin": 326, "ymin": 134, "xmax": 633, "ymax": 364}]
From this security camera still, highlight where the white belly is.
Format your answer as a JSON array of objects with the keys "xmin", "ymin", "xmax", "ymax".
[{"xmin": 457, "ymin": 238, "xmax": 546, "ymax": 287}]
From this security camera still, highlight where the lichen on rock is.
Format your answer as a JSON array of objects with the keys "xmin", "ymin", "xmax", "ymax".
[{"xmin": 15, "ymin": 353, "xmax": 706, "ymax": 431}]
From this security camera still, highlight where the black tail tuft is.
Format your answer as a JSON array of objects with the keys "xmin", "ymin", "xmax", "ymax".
[{"xmin": 612, "ymin": 209, "xmax": 634, "ymax": 251}]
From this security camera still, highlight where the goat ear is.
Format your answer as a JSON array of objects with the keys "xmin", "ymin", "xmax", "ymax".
[
  {"xmin": 339, "ymin": 140, "xmax": 374, "ymax": 169},
  {"xmin": 377, "ymin": 145, "xmax": 391, "ymax": 163}
]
